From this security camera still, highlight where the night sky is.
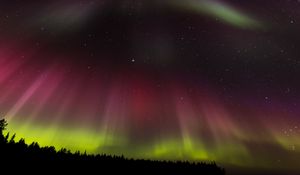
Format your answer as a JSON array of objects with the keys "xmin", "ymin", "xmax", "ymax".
[{"xmin": 1, "ymin": 0, "xmax": 300, "ymax": 173}]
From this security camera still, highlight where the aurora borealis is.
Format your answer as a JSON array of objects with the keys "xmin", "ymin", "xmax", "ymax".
[{"xmin": 1, "ymin": 0, "xmax": 300, "ymax": 174}]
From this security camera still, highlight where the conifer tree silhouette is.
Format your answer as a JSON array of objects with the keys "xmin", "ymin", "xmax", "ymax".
[{"xmin": 0, "ymin": 119, "xmax": 225, "ymax": 175}]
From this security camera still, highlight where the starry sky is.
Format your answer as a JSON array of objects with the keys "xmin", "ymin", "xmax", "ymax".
[{"xmin": 1, "ymin": 0, "xmax": 300, "ymax": 173}]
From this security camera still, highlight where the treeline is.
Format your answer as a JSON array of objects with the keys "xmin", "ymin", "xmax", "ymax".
[{"xmin": 0, "ymin": 119, "xmax": 225, "ymax": 174}]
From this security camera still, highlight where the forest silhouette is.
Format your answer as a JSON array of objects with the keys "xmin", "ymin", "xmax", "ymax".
[{"xmin": 0, "ymin": 119, "xmax": 225, "ymax": 174}]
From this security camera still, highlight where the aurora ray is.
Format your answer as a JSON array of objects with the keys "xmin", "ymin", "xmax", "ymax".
[
  {"xmin": 0, "ymin": 1, "xmax": 300, "ymax": 174},
  {"xmin": 170, "ymin": 0, "xmax": 262, "ymax": 29}
]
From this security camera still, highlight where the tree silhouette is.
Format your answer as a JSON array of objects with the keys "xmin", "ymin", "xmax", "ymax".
[
  {"xmin": 0, "ymin": 119, "xmax": 225, "ymax": 175},
  {"xmin": 0, "ymin": 119, "xmax": 7, "ymax": 132},
  {"xmin": 0, "ymin": 119, "xmax": 8, "ymax": 145}
]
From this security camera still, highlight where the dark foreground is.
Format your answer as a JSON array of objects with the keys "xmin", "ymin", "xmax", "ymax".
[
  {"xmin": 0, "ymin": 141, "xmax": 225, "ymax": 175},
  {"xmin": 0, "ymin": 120, "xmax": 225, "ymax": 175}
]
